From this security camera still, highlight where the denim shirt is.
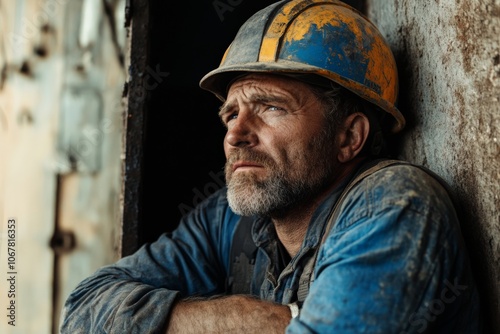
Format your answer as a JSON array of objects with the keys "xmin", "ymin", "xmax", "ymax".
[{"xmin": 60, "ymin": 162, "xmax": 482, "ymax": 333}]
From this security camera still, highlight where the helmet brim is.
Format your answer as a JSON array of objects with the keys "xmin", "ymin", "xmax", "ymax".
[{"xmin": 200, "ymin": 60, "xmax": 405, "ymax": 133}]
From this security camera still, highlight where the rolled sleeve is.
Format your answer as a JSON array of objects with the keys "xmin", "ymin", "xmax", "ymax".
[{"xmin": 60, "ymin": 263, "xmax": 180, "ymax": 334}]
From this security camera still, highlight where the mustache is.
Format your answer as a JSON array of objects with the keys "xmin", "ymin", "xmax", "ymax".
[{"xmin": 225, "ymin": 149, "xmax": 275, "ymax": 170}]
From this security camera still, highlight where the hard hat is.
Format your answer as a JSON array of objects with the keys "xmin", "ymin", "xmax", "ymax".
[{"xmin": 200, "ymin": 0, "xmax": 405, "ymax": 133}]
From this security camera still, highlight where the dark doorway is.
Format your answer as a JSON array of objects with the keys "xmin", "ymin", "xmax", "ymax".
[{"xmin": 142, "ymin": 0, "xmax": 279, "ymax": 243}]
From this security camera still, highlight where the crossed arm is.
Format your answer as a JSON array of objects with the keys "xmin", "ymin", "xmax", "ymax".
[{"xmin": 165, "ymin": 295, "xmax": 291, "ymax": 333}]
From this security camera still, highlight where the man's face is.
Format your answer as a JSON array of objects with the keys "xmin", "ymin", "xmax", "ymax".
[{"xmin": 220, "ymin": 73, "xmax": 340, "ymax": 217}]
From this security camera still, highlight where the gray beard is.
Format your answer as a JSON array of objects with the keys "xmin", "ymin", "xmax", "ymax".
[
  {"xmin": 225, "ymin": 120, "xmax": 338, "ymax": 217},
  {"xmin": 226, "ymin": 171, "xmax": 293, "ymax": 217},
  {"xmin": 225, "ymin": 151, "xmax": 336, "ymax": 217}
]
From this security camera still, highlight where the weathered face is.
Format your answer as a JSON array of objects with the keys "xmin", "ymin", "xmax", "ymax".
[{"xmin": 220, "ymin": 73, "xmax": 340, "ymax": 217}]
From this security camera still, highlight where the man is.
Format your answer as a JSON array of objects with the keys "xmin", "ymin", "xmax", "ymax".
[{"xmin": 60, "ymin": 0, "xmax": 482, "ymax": 333}]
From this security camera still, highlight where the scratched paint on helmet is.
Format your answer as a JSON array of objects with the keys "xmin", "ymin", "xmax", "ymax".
[
  {"xmin": 282, "ymin": 5, "xmax": 397, "ymax": 103},
  {"xmin": 282, "ymin": 23, "xmax": 379, "ymax": 93},
  {"xmin": 259, "ymin": 0, "xmax": 322, "ymax": 62},
  {"xmin": 222, "ymin": 1, "xmax": 282, "ymax": 66},
  {"xmin": 261, "ymin": 2, "xmax": 398, "ymax": 106}
]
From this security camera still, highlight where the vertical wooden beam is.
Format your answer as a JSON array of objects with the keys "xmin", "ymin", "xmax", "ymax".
[{"xmin": 121, "ymin": 0, "xmax": 151, "ymax": 257}]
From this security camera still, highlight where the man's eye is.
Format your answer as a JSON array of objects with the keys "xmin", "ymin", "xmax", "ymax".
[
  {"xmin": 224, "ymin": 113, "xmax": 237, "ymax": 124},
  {"xmin": 266, "ymin": 105, "xmax": 284, "ymax": 112}
]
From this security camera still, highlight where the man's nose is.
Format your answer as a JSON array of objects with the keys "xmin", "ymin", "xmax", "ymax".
[{"xmin": 225, "ymin": 112, "xmax": 258, "ymax": 148}]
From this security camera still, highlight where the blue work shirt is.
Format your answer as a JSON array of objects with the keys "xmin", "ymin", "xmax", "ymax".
[{"xmin": 60, "ymin": 161, "xmax": 482, "ymax": 333}]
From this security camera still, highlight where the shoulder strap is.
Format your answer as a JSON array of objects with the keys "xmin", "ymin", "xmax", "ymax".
[
  {"xmin": 226, "ymin": 216, "xmax": 257, "ymax": 295},
  {"xmin": 296, "ymin": 159, "xmax": 408, "ymax": 302},
  {"xmin": 319, "ymin": 159, "xmax": 405, "ymax": 246}
]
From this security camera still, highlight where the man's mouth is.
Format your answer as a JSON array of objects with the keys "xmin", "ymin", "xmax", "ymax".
[{"xmin": 232, "ymin": 161, "xmax": 264, "ymax": 172}]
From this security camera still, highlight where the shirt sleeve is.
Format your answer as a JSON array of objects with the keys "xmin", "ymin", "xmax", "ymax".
[
  {"xmin": 286, "ymin": 165, "xmax": 479, "ymax": 333},
  {"xmin": 59, "ymin": 188, "xmax": 237, "ymax": 334}
]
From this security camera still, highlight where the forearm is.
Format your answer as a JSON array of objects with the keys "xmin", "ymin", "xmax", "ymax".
[{"xmin": 165, "ymin": 295, "xmax": 291, "ymax": 334}]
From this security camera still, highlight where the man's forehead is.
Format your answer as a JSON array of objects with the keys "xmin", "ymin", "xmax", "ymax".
[
  {"xmin": 220, "ymin": 73, "xmax": 322, "ymax": 117},
  {"xmin": 227, "ymin": 73, "xmax": 310, "ymax": 95}
]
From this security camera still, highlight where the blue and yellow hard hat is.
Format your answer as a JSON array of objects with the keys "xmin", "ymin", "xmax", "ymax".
[{"xmin": 200, "ymin": 0, "xmax": 405, "ymax": 133}]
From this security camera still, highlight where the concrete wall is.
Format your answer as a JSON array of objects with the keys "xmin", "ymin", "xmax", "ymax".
[{"xmin": 367, "ymin": 0, "xmax": 500, "ymax": 331}]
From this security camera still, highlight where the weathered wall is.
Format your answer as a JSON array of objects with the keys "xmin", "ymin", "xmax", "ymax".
[
  {"xmin": 367, "ymin": 0, "xmax": 500, "ymax": 331},
  {"xmin": 0, "ymin": 0, "xmax": 127, "ymax": 332}
]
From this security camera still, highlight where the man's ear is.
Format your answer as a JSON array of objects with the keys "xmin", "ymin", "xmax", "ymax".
[{"xmin": 337, "ymin": 112, "xmax": 370, "ymax": 162}]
